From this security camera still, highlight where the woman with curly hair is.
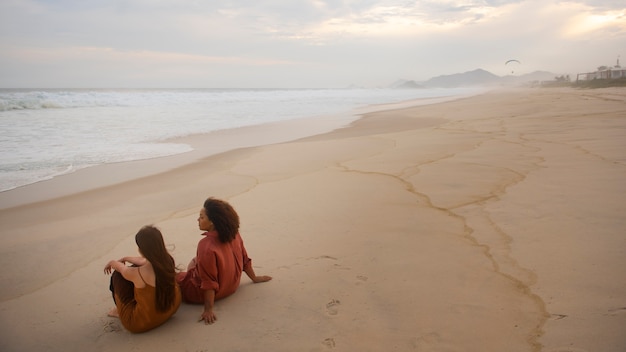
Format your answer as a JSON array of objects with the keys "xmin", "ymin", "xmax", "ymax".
[
  {"xmin": 176, "ymin": 197, "xmax": 272, "ymax": 325},
  {"xmin": 104, "ymin": 225, "xmax": 182, "ymax": 333}
]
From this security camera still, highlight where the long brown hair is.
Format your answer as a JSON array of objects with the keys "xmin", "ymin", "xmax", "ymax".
[
  {"xmin": 203, "ymin": 197, "xmax": 240, "ymax": 243},
  {"xmin": 135, "ymin": 226, "xmax": 177, "ymax": 312}
]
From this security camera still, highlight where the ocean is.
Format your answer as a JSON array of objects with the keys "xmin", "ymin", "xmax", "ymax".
[{"xmin": 0, "ymin": 87, "xmax": 478, "ymax": 192}]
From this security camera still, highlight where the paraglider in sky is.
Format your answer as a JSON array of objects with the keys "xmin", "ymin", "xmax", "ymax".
[{"xmin": 505, "ymin": 59, "xmax": 521, "ymax": 74}]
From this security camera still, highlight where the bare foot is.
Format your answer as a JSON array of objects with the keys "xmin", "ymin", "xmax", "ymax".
[{"xmin": 107, "ymin": 307, "xmax": 120, "ymax": 318}]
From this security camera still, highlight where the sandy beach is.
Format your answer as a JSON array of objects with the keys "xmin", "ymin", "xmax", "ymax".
[{"xmin": 0, "ymin": 87, "xmax": 624, "ymax": 351}]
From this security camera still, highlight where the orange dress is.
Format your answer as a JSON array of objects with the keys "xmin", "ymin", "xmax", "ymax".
[{"xmin": 114, "ymin": 271, "xmax": 182, "ymax": 333}]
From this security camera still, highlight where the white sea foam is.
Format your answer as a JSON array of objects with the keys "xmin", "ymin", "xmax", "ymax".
[{"xmin": 0, "ymin": 87, "xmax": 479, "ymax": 191}]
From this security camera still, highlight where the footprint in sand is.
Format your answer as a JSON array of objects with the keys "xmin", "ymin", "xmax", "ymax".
[
  {"xmin": 103, "ymin": 320, "xmax": 122, "ymax": 333},
  {"xmin": 322, "ymin": 337, "xmax": 336, "ymax": 348},
  {"xmin": 607, "ymin": 307, "xmax": 626, "ymax": 316},
  {"xmin": 326, "ymin": 299, "xmax": 341, "ymax": 316}
]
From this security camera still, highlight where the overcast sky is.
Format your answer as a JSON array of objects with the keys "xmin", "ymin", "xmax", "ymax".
[{"xmin": 0, "ymin": 0, "xmax": 624, "ymax": 88}]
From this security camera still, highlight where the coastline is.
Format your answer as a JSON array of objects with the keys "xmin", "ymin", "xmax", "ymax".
[
  {"xmin": 0, "ymin": 93, "xmax": 469, "ymax": 210},
  {"xmin": 1, "ymin": 87, "xmax": 624, "ymax": 352}
]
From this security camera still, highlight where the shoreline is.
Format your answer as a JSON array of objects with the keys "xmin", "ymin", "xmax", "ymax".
[
  {"xmin": 1, "ymin": 87, "xmax": 624, "ymax": 352},
  {"xmin": 0, "ymin": 93, "xmax": 474, "ymax": 209},
  {"xmin": 0, "ymin": 92, "xmax": 470, "ymax": 303}
]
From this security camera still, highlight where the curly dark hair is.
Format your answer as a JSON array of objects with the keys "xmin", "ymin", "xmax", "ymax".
[
  {"xmin": 135, "ymin": 226, "xmax": 177, "ymax": 312},
  {"xmin": 204, "ymin": 197, "xmax": 240, "ymax": 243}
]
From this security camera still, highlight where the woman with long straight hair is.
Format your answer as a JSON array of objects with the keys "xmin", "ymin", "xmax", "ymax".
[{"xmin": 104, "ymin": 225, "xmax": 182, "ymax": 333}]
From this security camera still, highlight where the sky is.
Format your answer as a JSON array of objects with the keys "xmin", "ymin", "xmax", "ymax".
[{"xmin": 0, "ymin": 0, "xmax": 624, "ymax": 88}]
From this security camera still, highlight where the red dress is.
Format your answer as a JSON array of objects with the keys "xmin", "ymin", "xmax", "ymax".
[{"xmin": 176, "ymin": 231, "xmax": 252, "ymax": 303}]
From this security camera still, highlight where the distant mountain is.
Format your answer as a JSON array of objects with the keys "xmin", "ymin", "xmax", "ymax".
[
  {"xmin": 389, "ymin": 69, "xmax": 560, "ymax": 88},
  {"xmin": 422, "ymin": 69, "xmax": 500, "ymax": 88},
  {"xmin": 389, "ymin": 79, "xmax": 426, "ymax": 89}
]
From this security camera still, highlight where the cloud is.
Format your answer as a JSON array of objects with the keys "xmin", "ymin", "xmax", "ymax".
[
  {"xmin": 0, "ymin": 0, "xmax": 624, "ymax": 87},
  {"xmin": 561, "ymin": 5, "xmax": 626, "ymax": 38}
]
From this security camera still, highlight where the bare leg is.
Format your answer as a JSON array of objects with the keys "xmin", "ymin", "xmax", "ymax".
[
  {"xmin": 107, "ymin": 307, "xmax": 120, "ymax": 318},
  {"xmin": 187, "ymin": 257, "xmax": 197, "ymax": 271},
  {"xmin": 108, "ymin": 271, "xmax": 134, "ymax": 319}
]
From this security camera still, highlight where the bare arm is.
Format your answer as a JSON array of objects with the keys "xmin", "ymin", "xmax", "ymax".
[
  {"xmin": 104, "ymin": 259, "xmax": 141, "ymax": 284},
  {"xmin": 199, "ymin": 289, "xmax": 217, "ymax": 324},
  {"xmin": 120, "ymin": 256, "xmax": 147, "ymax": 266},
  {"xmin": 244, "ymin": 266, "xmax": 272, "ymax": 283}
]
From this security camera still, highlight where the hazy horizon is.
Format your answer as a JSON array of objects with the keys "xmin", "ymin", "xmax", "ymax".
[{"xmin": 1, "ymin": 0, "xmax": 624, "ymax": 89}]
